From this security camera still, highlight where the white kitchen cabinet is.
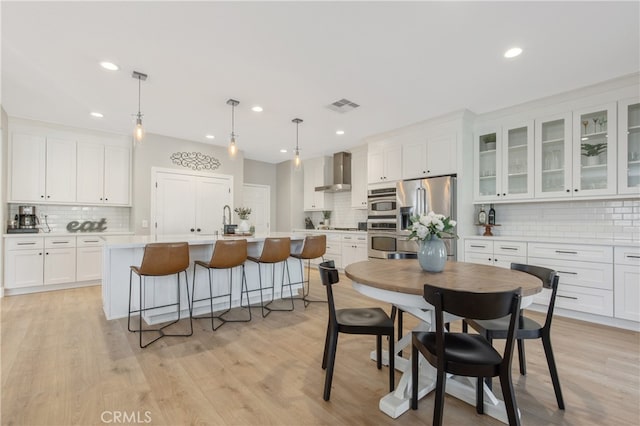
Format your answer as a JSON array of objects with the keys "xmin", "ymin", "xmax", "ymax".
[
  {"xmin": 10, "ymin": 134, "xmax": 77, "ymax": 203},
  {"xmin": 76, "ymin": 236, "xmax": 104, "ymax": 282},
  {"xmin": 474, "ymin": 121, "xmax": 534, "ymax": 202},
  {"xmin": 402, "ymin": 133, "xmax": 457, "ymax": 180},
  {"xmin": 617, "ymin": 97, "xmax": 640, "ymax": 194},
  {"xmin": 324, "ymin": 233, "xmax": 342, "ymax": 269},
  {"xmin": 77, "ymin": 143, "xmax": 131, "ymax": 205},
  {"xmin": 43, "ymin": 236, "xmax": 76, "ymax": 285},
  {"xmin": 303, "ymin": 156, "xmax": 333, "ymax": 211},
  {"xmin": 341, "ymin": 234, "xmax": 367, "ymax": 268},
  {"xmin": 614, "ymin": 246, "xmax": 640, "ymax": 322},
  {"xmin": 464, "ymin": 239, "xmax": 527, "ymax": 269},
  {"xmin": 528, "ymin": 242, "xmax": 613, "ymax": 317},
  {"xmin": 534, "ymin": 112, "xmax": 573, "ymax": 198},
  {"xmin": 350, "ymin": 147, "xmax": 368, "ymax": 209},
  {"xmin": 4, "ymin": 237, "xmax": 45, "ymax": 288},
  {"xmin": 571, "ymin": 102, "xmax": 617, "ymax": 197},
  {"xmin": 367, "ymin": 143, "xmax": 402, "ymax": 184}
]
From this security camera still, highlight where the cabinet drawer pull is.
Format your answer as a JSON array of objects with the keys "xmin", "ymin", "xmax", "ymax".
[
  {"xmin": 626, "ymin": 255, "xmax": 640, "ymax": 259},
  {"xmin": 17, "ymin": 242, "xmax": 36, "ymax": 246},
  {"xmin": 470, "ymin": 245, "xmax": 487, "ymax": 248},
  {"xmin": 51, "ymin": 241, "xmax": 69, "ymax": 244},
  {"xmin": 557, "ymin": 270, "xmax": 577, "ymax": 275},
  {"xmin": 83, "ymin": 240, "xmax": 100, "ymax": 243},
  {"xmin": 557, "ymin": 295, "xmax": 578, "ymax": 300},
  {"xmin": 499, "ymin": 246, "xmax": 519, "ymax": 251},
  {"xmin": 555, "ymin": 250, "xmax": 577, "ymax": 254}
]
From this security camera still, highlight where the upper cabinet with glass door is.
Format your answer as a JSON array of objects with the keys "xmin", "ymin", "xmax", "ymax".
[
  {"xmin": 618, "ymin": 97, "xmax": 640, "ymax": 195},
  {"xmin": 474, "ymin": 128, "xmax": 501, "ymax": 202},
  {"xmin": 501, "ymin": 121, "xmax": 534, "ymax": 200},
  {"xmin": 572, "ymin": 103, "xmax": 617, "ymax": 196},
  {"xmin": 535, "ymin": 112, "xmax": 572, "ymax": 198}
]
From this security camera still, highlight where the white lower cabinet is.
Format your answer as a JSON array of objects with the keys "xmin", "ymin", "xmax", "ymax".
[
  {"xmin": 76, "ymin": 236, "xmax": 104, "ymax": 282},
  {"xmin": 464, "ymin": 239, "xmax": 527, "ymax": 269},
  {"xmin": 614, "ymin": 246, "xmax": 640, "ymax": 322},
  {"xmin": 341, "ymin": 234, "xmax": 367, "ymax": 268},
  {"xmin": 528, "ymin": 242, "xmax": 613, "ymax": 317},
  {"xmin": 324, "ymin": 233, "xmax": 343, "ymax": 269},
  {"xmin": 4, "ymin": 235, "xmax": 105, "ymax": 290}
]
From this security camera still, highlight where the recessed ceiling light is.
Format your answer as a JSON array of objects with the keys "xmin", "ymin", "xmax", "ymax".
[
  {"xmin": 100, "ymin": 61, "xmax": 119, "ymax": 71},
  {"xmin": 252, "ymin": 106, "xmax": 263, "ymax": 112},
  {"xmin": 336, "ymin": 130, "xmax": 345, "ymax": 135},
  {"xmin": 90, "ymin": 112, "xmax": 104, "ymax": 118},
  {"xmin": 205, "ymin": 134, "xmax": 215, "ymax": 140},
  {"xmin": 504, "ymin": 47, "xmax": 523, "ymax": 58},
  {"xmin": 280, "ymin": 149, "xmax": 288, "ymax": 153}
]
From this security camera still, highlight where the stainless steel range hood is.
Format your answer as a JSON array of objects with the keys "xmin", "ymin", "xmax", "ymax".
[{"xmin": 315, "ymin": 152, "xmax": 352, "ymax": 192}]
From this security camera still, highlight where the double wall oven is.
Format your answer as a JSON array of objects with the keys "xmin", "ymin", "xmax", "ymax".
[{"xmin": 367, "ymin": 186, "xmax": 398, "ymax": 259}]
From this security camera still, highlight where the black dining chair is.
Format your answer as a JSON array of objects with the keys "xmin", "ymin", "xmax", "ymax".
[
  {"xmin": 318, "ymin": 260, "xmax": 395, "ymax": 401},
  {"xmin": 412, "ymin": 283, "xmax": 522, "ymax": 426},
  {"xmin": 463, "ymin": 263, "xmax": 565, "ymax": 409}
]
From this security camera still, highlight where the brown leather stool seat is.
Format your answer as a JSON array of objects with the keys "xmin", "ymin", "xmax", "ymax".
[
  {"xmin": 128, "ymin": 242, "xmax": 193, "ymax": 348},
  {"xmin": 246, "ymin": 237, "xmax": 294, "ymax": 317},
  {"xmin": 290, "ymin": 234, "xmax": 327, "ymax": 307},
  {"xmin": 192, "ymin": 239, "xmax": 251, "ymax": 330}
]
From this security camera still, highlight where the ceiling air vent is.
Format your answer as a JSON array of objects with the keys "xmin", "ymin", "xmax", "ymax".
[{"xmin": 327, "ymin": 98, "xmax": 360, "ymax": 113}]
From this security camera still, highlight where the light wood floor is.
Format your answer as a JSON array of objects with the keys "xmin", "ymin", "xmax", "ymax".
[{"xmin": 1, "ymin": 271, "xmax": 639, "ymax": 425}]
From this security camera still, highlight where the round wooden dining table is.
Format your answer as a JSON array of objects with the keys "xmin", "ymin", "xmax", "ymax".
[{"xmin": 344, "ymin": 258, "xmax": 543, "ymax": 423}]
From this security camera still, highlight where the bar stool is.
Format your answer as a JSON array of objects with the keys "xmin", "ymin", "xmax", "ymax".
[
  {"xmin": 191, "ymin": 239, "xmax": 251, "ymax": 330},
  {"xmin": 290, "ymin": 234, "xmax": 326, "ymax": 307},
  {"xmin": 247, "ymin": 237, "xmax": 294, "ymax": 317},
  {"xmin": 127, "ymin": 242, "xmax": 193, "ymax": 348}
]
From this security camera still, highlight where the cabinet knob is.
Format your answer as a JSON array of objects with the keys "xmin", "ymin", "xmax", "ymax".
[
  {"xmin": 100, "ymin": 198, "xmax": 103, "ymax": 201},
  {"xmin": 190, "ymin": 228, "xmax": 195, "ymax": 232},
  {"xmin": 574, "ymin": 189, "xmax": 578, "ymax": 192},
  {"xmin": 502, "ymin": 193, "xmax": 506, "ymax": 196},
  {"xmin": 40, "ymin": 195, "xmax": 44, "ymax": 198},
  {"xmin": 197, "ymin": 228, "xmax": 201, "ymax": 232},
  {"xmin": 566, "ymin": 189, "xmax": 570, "ymax": 193},
  {"xmin": 47, "ymin": 195, "xmax": 50, "ymax": 199},
  {"xmin": 105, "ymin": 198, "xmax": 108, "ymax": 201},
  {"xmin": 39, "ymin": 252, "xmax": 42, "ymax": 256},
  {"xmin": 496, "ymin": 193, "xmax": 500, "ymax": 196},
  {"xmin": 46, "ymin": 252, "xmax": 49, "ymax": 255}
]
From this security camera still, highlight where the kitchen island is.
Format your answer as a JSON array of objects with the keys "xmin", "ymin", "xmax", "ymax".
[{"xmin": 101, "ymin": 233, "xmax": 309, "ymax": 322}]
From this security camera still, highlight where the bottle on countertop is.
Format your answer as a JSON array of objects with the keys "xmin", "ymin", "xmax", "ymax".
[
  {"xmin": 478, "ymin": 205, "xmax": 487, "ymax": 225},
  {"xmin": 488, "ymin": 204, "xmax": 496, "ymax": 225}
]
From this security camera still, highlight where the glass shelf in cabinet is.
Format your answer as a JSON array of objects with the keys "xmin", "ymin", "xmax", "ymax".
[
  {"xmin": 507, "ymin": 172, "xmax": 527, "ymax": 177},
  {"xmin": 581, "ymin": 163, "xmax": 607, "ymax": 170},
  {"xmin": 479, "ymin": 149, "xmax": 496, "ymax": 154},
  {"xmin": 542, "ymin": 137, "xmax": 564, "ymax": 145},
  {"xmin": 628, "ymin": 126, "xmax": 640, "ymax": 133},
  {"xmin": 508, "ymin": 143, "xmax": 527, "ymax": 150},
  {"xmin": 542, "ymin": 168, "xmax": 564, "ymax": 174},
  {"xmin": 581, "ymin": 131, "xmax": 607, "ymax": 138},
  {"xmin": 479, "ymin": 175, "xmax": 496, "ymax": 180}
]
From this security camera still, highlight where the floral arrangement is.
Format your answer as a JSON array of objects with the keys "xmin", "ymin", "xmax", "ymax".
[
  {"xmin": 234, "ymin": 207, "xmax": 252, "ymax": 220},
  {"xmin": 322, "ymin": 210, "xmax": 332, "ymax": 219},
  {"xmin": 408, "ymin": 211, "xmax": 457, "ymax": 241}
]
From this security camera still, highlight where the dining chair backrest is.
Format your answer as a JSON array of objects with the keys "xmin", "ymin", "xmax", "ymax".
[
  {"xmin": 208, "ymin": 239, "xmax": 248, "ymax": 269},
  {"xmin": 510, "ymin": 263, "xmax": 559, "ymax": 329},
  {"xmin": 318, "ymin": 260, "xmax": 339, "ymax": 323},
  {"xmin": 298, "ymin": 234, "xmax": 327, "ymax": 260},
  {"xmin": 423, "ymin": 283, "xmax": 522, "ymax": 365},
  {"xmin": 257, "ymin": 237, "xmax": 291, "ymax": 263},
  {"xmin": 137, "ymin": 242, "xmax": 190, "ymax": 276}
]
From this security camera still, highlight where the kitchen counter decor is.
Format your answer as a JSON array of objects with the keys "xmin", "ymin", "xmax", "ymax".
[
  {"xmin": 235, "ymin": 207, "xmax": 252, "ymax": 233},
  {"xmin": 408, "ymin": 211, "xmax": 457, "ymax": 272}
]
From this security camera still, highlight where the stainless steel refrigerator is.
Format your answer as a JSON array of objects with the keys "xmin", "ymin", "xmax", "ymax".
[{"xmin": 396, "ymin": 175, "xmax": 457, "ymax": 260}]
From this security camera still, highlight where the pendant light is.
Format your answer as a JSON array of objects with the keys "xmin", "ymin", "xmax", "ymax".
[
  {"xmin": 292, "ymin": 118, "xmax": 303, "ymax": 171},
  {"xmin": 227, "ymin": 99, "xmax": 240, "ymax": 158},
  {"xmin": 132, "ymin": 71, "xmax": 148, "ymax": 144}
]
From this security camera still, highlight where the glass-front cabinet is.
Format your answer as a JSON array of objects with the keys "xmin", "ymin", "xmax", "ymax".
[
  {"xmin": 535, "ymin": 112, "xmax": 572, "ymax": 198},
  {"xmin": 572, "ymin": 103, "xmax": 617, "ymax": 196},
  {"xmin": 474, "ymin": 128, "xmax": 501, "ymax": 202},
  {"xmin": 501, "ymin": 121, "xmax": 534, "ymax": 199},
  {"xmin": 474, "ymin": 122, "xmax": 533, "ymax": 202},
  {"xmin": 618, "ymin": 97, "xmax": 640, "ymax": 194}
]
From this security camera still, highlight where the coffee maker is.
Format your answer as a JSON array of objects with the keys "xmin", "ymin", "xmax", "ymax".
[{"xmin": 13, "ymin": 205, "xmax": 39, "ymax": 233}]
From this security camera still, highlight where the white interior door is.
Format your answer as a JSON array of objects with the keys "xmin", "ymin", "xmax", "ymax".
[
  {"xmin": 155, "ymin": 173, "xmax": 196, "ymax": 235},
  {"xmin": 195, "ymin": 177, "xmax": 231, "ymax": 234},
  {"xmin": 242, "ymin": 184, "xmax": 270, "ymax": 234}
]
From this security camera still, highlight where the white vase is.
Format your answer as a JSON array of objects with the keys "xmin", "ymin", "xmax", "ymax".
[
  {"xmin": 586, "ymin": 156, "xmax": 600, "ymax": 166},
  {"xmin": 238, "ymin": 219, "xmax": 250, "ymax": 233}
]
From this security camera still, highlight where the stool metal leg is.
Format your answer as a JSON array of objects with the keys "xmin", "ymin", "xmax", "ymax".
[{"xmin": 264, "ymin": 260, "xmax": 295, "ymax": 314}]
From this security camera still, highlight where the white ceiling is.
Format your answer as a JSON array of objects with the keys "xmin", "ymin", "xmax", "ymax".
[{"xmin": 2, "ymin": 1, "xmax": 639, "ymax": 164}]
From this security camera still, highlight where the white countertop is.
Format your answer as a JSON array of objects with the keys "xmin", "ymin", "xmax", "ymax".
[
  {"xmin": 4, "ymin": 231, "xmax": 134, "ymax": 238},
  {"xmin": 463, "ymin": 234, "xmax": 639, "ymax": 248},
  {"xmin": 292, "ymin": 228, "xmax": 367, "ymax": 235},
  {"xmin": 102, "ymin": 232, "xmax": 305, "ymax": 249}
]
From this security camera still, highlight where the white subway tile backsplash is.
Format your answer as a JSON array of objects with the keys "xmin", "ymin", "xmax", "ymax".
[
  {"xmin": 9, "ymin": 204, "xmax": 131, "ymax": 233},
  {"xmin": 307, "ymin": 192, "xmax": 368, "ymax": 229},
  {"xmin": 477, "ymin": 199, "xmax": 640, "ymax": 241}
]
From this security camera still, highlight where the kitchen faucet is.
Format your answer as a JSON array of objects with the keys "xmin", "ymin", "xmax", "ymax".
[{"xmin": 223, "ymin": 205, "xmax": 231, "ymax": 225}]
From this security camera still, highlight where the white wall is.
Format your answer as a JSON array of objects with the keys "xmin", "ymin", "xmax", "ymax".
[
  {"xmin": 244, "ymin": 158, "xmax": 277, "ymax": 230},
  {"xmin": 276, "ymin": 160, "xmax": 304, "ymax": 231}
]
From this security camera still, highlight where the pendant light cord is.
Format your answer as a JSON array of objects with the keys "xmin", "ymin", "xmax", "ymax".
[{"xmin": 137, "ymin": 76, "xmax": 141, "ymax": 115}]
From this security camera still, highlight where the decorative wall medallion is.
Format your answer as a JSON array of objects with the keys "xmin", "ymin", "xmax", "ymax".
[{"xmin": 170, "ymin": 152, "xmax": 221, "ymax": 170}]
